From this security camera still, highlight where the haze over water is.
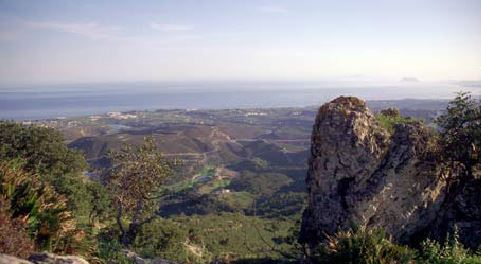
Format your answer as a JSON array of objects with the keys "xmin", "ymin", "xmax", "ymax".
[{"xmin": 1, "ymin": 81, "xmax": 477, "ymax": 120}]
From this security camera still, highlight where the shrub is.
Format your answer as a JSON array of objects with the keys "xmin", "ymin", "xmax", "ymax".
[
  {"xmin": 380, "ymin": 108, "xmax": 401, "ymax": 118},
  {"xmin": 97, "ymin": 231, "xmax": 133, "ymax": 264},
  {"xmin": 417, "ymin": 228, "xmax": 481, "ymax": 264},
  {"xmin": 375, "ymin": 111, "xmax": 414, "ymax": 134},
  {"xmin": 0, "ymin": 197, "xmax": 35, "ymax": 258},
  {"xmin": 0, "ymin": 160, "xmax": 79, "ymax": 253},
  {"xmin": 312, "ymin": 227, "xmax": 416, "ymax": 264},
  {"xmin": 133, "ymin": 218, "xmax": 201, "ymax": 263}
]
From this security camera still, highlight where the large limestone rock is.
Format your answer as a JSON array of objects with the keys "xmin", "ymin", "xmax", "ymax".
[
  {"xmin": 0, "ymin": 251, "xmax": 179, "ymax": 264},
  {"xmin": 431, "ymin": 175, "xmax": 481, "ymax": 248},
  {"xmin": 28, "ymin": 253, "xmax": 89, "ymax": 264},
  {"xmin": 0, "ymin": 254, "xmax": 31, "ymax": 264},
  {"xmin": 0, "ymin": 252, "xmax": 89, "ymax": 264},
  {"xmin": 300, "ymin": 96, "xmax": 447, "ymax": 246}
]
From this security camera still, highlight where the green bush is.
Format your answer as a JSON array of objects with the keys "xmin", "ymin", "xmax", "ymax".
[
  {"xmin": 312, "ymin": 227, "xmax": 416, "ymax": 264},
  {"xmin": 97, "ymin": 231, "xmax": 132, "ymax": 264},
  {"xmin": 308, "ymin": 227, "xmax": 481, "ymax": 264},
  {"xmin": 0, "ymin": 160, "xmax": 79, "ymax": 253},
  {"xmin": 133, "ymin": 218, "xmax": 197, "ymax": 263},
  {"xmin": 418, "ymin": 228, "xmax": 481, "ymax": 264},
  {"xmin": 375, "ymin": 110, "xmax": 414, "ymax": 134}
]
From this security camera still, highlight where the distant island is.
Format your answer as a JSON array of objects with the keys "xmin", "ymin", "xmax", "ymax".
[{"xmin": 401, "ymin": 77, "xmax": 420, "ymax": 82}]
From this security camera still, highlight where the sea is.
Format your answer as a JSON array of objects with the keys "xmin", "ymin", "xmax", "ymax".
[{"xmin": 0, "ymin": 81, "xmax": 477, "ymax": 120}]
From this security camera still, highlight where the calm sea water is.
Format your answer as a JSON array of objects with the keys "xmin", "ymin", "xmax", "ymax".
[{"xmin": 0, "ymin": 82, "xmax": 476, "ymax": 120}]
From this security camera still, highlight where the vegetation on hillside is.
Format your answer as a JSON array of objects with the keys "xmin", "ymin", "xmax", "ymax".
[
  {"xmin": 375, "ymin": 107, "xmax": 416, "ymax": 134},
  {"xmin": 0, "ymin": 160, "xmax": 78, "ymax": 256}
]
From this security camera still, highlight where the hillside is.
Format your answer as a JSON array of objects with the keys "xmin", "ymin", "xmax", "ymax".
[{"xmin": 4, "ymin": 98, "xmax": 474, "ymax": 264}]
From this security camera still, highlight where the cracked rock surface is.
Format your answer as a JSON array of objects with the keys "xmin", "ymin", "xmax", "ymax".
[{"xmin": 300, "ymin": 96, "xmax": 450, "ymax": 247}]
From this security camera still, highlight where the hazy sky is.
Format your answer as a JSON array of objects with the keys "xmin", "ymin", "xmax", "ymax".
[{"xmin": 0, "ymin": 0, "xmax": 480, "ymax": 85}]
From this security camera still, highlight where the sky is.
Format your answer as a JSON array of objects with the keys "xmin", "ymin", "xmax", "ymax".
[{"xmin": 0, "ymin": 0, "xmax": 480, "ymax": 86}]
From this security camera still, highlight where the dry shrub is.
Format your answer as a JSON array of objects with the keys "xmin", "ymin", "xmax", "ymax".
[
  {"xmin": 0, "ymin": 197, "xmax": 35, "ymax": 258},
  {"xmin": 0, "ymin": 160, "xmax": 79, "ymax": 254}
]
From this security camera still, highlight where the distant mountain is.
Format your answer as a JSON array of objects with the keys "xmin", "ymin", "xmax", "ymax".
[{"xmin": 401, "ymin": 77, "xmax": 420, "ymax": 82}]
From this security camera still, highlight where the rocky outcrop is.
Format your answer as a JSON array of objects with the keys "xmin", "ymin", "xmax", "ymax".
[
  {"xmin": 0, "ymin": 254, "xmax": 31, "ymax": 264},
  {"xmin": 430, "ymin": 175, "xmax": 481, "ymax": 248},
  {"xmin": 0, "ymin": 252, "xmax": 180, "ymax": 264},
  {"xmin": 0, "ymin": 252, "xmax": 88, "ymax": 264},
  {"xmin": 299, "ymin": 96, "xmax": 481, "ymax": 248}
]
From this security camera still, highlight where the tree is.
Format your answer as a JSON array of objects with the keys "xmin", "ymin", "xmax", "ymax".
[
  {"xmin": 106, "ymin": 137, "xmax": 175, "ymax": 246},
  {"xmin": 436, "ymin": 92, "xmax": 481, "ymax": 179}
]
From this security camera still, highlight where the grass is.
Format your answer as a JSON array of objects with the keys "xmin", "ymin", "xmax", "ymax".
[{"xmin": 375, "ymin": 114, "xmax": 416, "ymax": 134}]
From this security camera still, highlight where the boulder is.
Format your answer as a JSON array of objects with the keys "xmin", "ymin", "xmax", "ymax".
[{"xmin": 0, "ymin": 252, "xmax": 89, "ymax": 264}]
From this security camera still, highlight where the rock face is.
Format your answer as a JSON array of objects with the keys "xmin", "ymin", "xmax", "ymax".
[
  {"xmin": 28, "ymin": 253, "xmax": 89, "ymax": 264},
  {"xmin": 0, "ymin": 254, "xmax": 31, "ymax": 264},
  {"xmin": 300, "ymin": 96, "xmax": 452, "ymax": 247},
  {"xmin": 432, "ymin": 175, "xmax": 481, "ymax": 248},
  {"xmin": 0, "ymin": 252, "xmax": 89, "ymax": 264},
  {"xmin": 0, "ymin": 251, "xmax": 178, "ymax": 264},
  {"xmin": 0, "ymin": 250, "xmax": 179, "ymax": 264}
]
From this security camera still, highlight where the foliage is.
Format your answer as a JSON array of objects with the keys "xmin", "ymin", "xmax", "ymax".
[
  {"xmin": 106, "ymin": 136, "xmax": 175, "ymax": 245},
  {"xmin": 255, "ymin": 192, "xmax": 305, "ymax": 218},
  {"xmin": 380, "ymin": 107, "xmax": 402, "ymax": 118},
  {"xmin": 229, "ymin": 171, "xmax": 292, "ymax": 196},
  {"xmin": 86, "ymin": 180, "xmax": 111, "ymax": 225},
  {"xmin": 418, "ymin": 228, "xmax": 481, "ymax": 264},
  {"xmin": 0, "ymin": 121, "xmax": 87, "ymax": 176},
  {"xmin": 436, "ymin": 91, "xmax": 481, "ymax": 178},
  {"xmin": 0, "ymin": 121, "xmax": 91, "ymax": 223},
  {"xmin": 307, "ymin": 226, "xmax": 481, "ymax": 264},
  {"xmin": 375, "ymin": 109, "xmax": 415, "ymax": 134},
  {"xmin": 97, "ymin": 231, "xmax": 133, "ymax": 264},
  {"xmin": 130, "ymin": 213, "xmax": 298, "ymax": 264},
  {"xmin": 133, "ymin": 218, "xmax": 194, "ymax": 262},
  {"xmin": 311, "ymin": 227, "xmax": 416, "ymax": 264},
  {"xmin": 0, "ymin": 197, "xmax": 35, "ymax": 258},
  {"xmin": 0, "ymin": 160, "xmax": 80, "ymax": 253}
]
